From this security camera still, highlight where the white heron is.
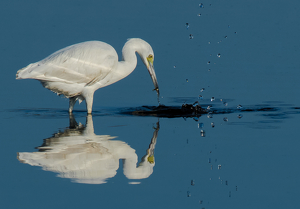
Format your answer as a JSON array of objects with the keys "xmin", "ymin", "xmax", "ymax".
[{"xmin": 16, "ymin": 38, "xmax": 159, "ymax": 113}]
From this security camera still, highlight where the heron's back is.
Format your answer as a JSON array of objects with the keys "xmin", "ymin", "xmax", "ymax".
[{"xmin": 16, "ymin": 41, "xmax": 119, "ymax": 97}]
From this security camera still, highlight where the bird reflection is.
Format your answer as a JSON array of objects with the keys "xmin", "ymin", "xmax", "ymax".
[{"xmin": 17, "ymin": 114, "xmax": 158, "ymax": 184}]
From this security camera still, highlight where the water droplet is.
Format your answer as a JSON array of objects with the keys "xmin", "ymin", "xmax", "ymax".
[
  {"xmin": 208, "ymin": 41, "xmax": 211, "ymax": 44},
  {"xmin": 224, "ymin": 35, "xmax": 228, "ymax": 38},
  {"xmin": 229, "ymin": 191, "xmax": 231, "ymax": 197},
  {"xmin": 199, "ymin": 3, "xmax": 204, "ymax": 8},
  {"xmin": 208, "ymin": 158, "xmax": 211, "ymax": 163},
  {"xmin": 199, "ymin": 200, "xmax": 203, "ymax": 204},
  {"xmin": 223, "ymin": 102, "xmax": 228, "ymax": 106},
  {"xmin": 198, "ymin": 95, "xmax": 203, "ymax": 100},
  {"xmin": 211, "ymin": 122, "xmax": 215, "ymax": 128},
  {"xmin": 237, "ymin": 104, "xmax": 243, "ymax": 109},
  {"xmin": 223, "ymin": 117, "xmax": 228, "ymax": 122},
  {"xmin": 207, "ymin": 105, "xmax": 211, "ymax": 110},
  {"xmin": 198, "ymin": 123, "xmax": 204, "ymax": 128},
  {"xmin": 234, "ymin": 31, "xmax": 237, "ymax": 34},
  {"xmin": 217, "ymin": 53, "xmax": 221, "ymax": 57},
  {"xmin": 236, "ymin": 186, "xmax": 238, "ymax": 191},
  {"xmin": 186, "ymin": 23, "xmax": 189, "ymax": 29},
  {"xmin": 211, "ymin": 165, "xmax": 213, "ymax": 170},
  {"xmin": 225, "ymin": 180, "xmax": 228, "ymax": 185},
  {"xmin": 200, "ymin": 130, "xmax": 205, "ymax": 137},
  {"xmin": 207, "ymin": 113, "xmax": 213, "ymax": 118},
  {"xmin": 173, "ymin": 65, "xmax": 176, "ymax": 68},
  {"xmin": 218, "ymin": 164, "xmax": 221, "ymax": 169},
  {"xmin": 237, "ymin": 114, "xmax": 243, "ymax": 118},
  {"xmin": 187, "ymin": 191, "xmax": 191, "ymax": 197},
  {"xmin": 191, "ymin": 180, "xmax": 195, "ymax": 186},
  {"xmin": 208, "ymin": 69, "xmax": 211, "ymax": 71},
  {"xmin": 228, "ymin": 25, "xmax": 230, "ymax": 28},
  {"xmin": 211, "ymin": 97, "xmax": 215, "ymax": 101},
  {"xmin": 189, "ymin": 34, "xmax": 194, "ymax": 39},
  {"xmin": 197, "ymin": 13, "xmax": 201, "ymax": 17},
  {"xmin": 186, "ymin": 79, "xmax": 189, "ymax": 82},
  {"xmin": 200, "ymin": 88, "xmax": 205, "ymax": 92},
  {"xmin": 207, "ymin": 61, "xmax": 210, "ymax": 64}
]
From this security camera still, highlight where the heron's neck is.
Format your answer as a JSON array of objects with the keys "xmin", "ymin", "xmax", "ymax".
[{"xmin": 120, "ymin": 42, "xmax": 139, "ymax": 74}]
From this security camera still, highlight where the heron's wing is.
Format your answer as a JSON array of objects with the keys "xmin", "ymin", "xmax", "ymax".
[{"xmin": 17, "ymin": 41, "xmax": 118, "ymax": 85}]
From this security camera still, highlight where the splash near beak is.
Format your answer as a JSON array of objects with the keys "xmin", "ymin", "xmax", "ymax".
[{"xmin": 147, "ymin": 55, "xmax": 160, "ymax": 99}]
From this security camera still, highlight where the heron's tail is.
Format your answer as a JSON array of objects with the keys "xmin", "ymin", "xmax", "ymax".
[{"xmin": 16, "ymin": 63, "xmax": 38, "ymax": 79}]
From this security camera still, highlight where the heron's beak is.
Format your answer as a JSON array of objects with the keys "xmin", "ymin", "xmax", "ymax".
[{"xmin": 146, "ymin": 56, "xmax": 159, "ymax": 96}]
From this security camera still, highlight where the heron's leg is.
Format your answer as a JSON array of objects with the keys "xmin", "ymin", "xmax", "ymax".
[
  {"xmin": 83, "ymin": 90, "xmax": 94, "ymax": 114},
  {"xmin": 69, "ymin": 97, "xmax": 77, "ymax": 113}
]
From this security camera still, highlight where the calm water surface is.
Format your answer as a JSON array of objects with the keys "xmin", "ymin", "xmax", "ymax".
[{"xmin": 1, "ymin": 0, "xmax": 300, "ymax": 208}]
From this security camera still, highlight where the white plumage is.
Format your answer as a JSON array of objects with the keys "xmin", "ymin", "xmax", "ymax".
[{"xmin": 16, "ymin": 38, "xmax": 159, "ymax": 113}]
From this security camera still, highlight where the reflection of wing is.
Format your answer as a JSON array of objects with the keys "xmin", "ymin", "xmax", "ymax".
[
  {"xmin": 16, "ymin": 41, "xmax": 118, "ymax": 96},
  {"xmin": 18, "ymin": 136, "xmax": 129, "ymax": 184},
  {"xmin": 17, "ymin": 115, "xmax": 158, "ymax": 184}
]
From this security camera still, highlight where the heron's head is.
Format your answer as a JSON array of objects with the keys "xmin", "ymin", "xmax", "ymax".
[
  {"xmin": 124, "ymin": 38, "xmax": 160, "ymax": 97},
  {"xmin": 136, "ymin": 39, "xmax": 159, "ymax": 96}
]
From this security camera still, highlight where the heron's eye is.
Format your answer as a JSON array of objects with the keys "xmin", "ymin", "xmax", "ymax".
[{"xmin": 148, "ymin": 54, "xmax": 153, "ymax": 59}]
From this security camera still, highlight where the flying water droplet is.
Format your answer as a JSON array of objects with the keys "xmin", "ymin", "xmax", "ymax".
[
  {"xmin": 208, "ymin": 41, "xmax": 211, "ymax": 44},
  {"xmin": 189, "ymin": 34, "xmax": 194, "ymax": 39},
  {"xmin": 237, "ymin": 104, "xmax": 243, "ymax": 109},
  {"xmin": 208, "ymin": 158, "xmax": 211, "ymax": 163},
  {"xmin": 191, "ymin": 180, "xmax": 195, "ymax": 186},
  {"xmin": 237, "ymin": 114, "xmax": 243, "ymax": 118},
  {"xmin": 200, "ymin": 88, "xmax": 205, "ymax": 92},
  {"xmin": 217, "ymin": 53, "xmax": 221, "ymax": 57},
  {"xmin": 198, "ymin": 95, "xmax": 203, "ymax": 100},
  {"xmin": 173, "ymin": 65, "xmax": 176, "ymax": 68},
  {"xmin": 186, "ymin": 79, "xmax": 189, "ymax": 82},
  {"xmin": 223, "ymin": 102, "xmax": 228, "ymax": 106},
  {"xmin": 218, "ymin": 164, "xmax": 221, "ymax": 169},
  {"xmin": 199, "ymin": 3, "xmax": 204, "ymax": 8},
  {"xmin": 224, "ymin": 35, "xmax": 228, "ymax": 38},
  {"xmin": 223, "ymin": 117, "xmax": 228, "ymax": 122},
  {"xmin": 211, "ymin": 97, "xmax": 215, "ymax": 101},
  {"xmin": 207, "ymin": 105, "xmax": 211, "ymax": 110},
  {"xmin": 186, "ymin": 23, "xmax": 189, "ymax": 29},
  {"xmin": 200, "ymin": 130, "xmax": 205, "ymax": 137},
  {"xmin": 211, "ymin": 122, "xmax": 215, "ymax": 128},
  {"xmin": 197, "ymin": 13, "xmax": 201, "ymax": 16},
  {"xmin": 198, "ymin": 123, "xmax": 204, "ymax": 128},
  {"xmin": 207, "ymin": 61, "xmax": 211, "ymax": 64},
  {"xmin": 207, "ymin": 113, "xmax": 213, "ymax": 118},
  {"xmin": 187, "ymin": 191, "xmax": 191, "ymax": 197}
]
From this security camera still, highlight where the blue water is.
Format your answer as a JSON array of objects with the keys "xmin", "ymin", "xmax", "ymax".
[{"xmin": 1, "ymin": 0, "xmax": 300, "ymax": 208}]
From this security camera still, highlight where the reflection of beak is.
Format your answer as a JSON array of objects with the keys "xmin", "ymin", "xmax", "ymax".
[{"xmin": 147, "ymin": 59, "xmax": 160, "ymax": 96}]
